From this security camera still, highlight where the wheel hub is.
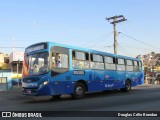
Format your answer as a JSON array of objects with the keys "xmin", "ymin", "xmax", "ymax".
[{"xmin": 76, "ymin": 86, "xmax": 83, "ymax": 95}]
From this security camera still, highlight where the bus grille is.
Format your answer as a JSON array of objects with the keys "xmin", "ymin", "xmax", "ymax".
[{"xmin": 22, "ymin": 77, "xmax": 39, "ymax": 83}]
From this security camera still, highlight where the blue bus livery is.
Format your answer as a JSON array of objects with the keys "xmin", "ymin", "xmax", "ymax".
[{"xmin": 22, "ymin": 42, "xmax": 144, "ymax": 99}]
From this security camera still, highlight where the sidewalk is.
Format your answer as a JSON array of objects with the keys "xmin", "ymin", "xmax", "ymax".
[
  {"xmin": 0, "ymin": 86, "xmax": 25, "ymax": 102},
  {"xmin": 0, "ymin": 85, "xmax": 22, "ymax": 94}
]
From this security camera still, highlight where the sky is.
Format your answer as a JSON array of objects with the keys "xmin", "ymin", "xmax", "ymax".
[{"xmin": 0, "ymin": 0, "xmax": 160, "ymax": 57}]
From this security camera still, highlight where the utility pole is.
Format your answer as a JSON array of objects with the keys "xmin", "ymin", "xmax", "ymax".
[{"xmin": 106, "ymin": 15, "xmax": 127, "ymax": 54}]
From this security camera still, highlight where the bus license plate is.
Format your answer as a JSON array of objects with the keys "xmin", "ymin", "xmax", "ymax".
[{"xmin": 26, "ymin": 90, "xmax": 31, "ymax": 94}]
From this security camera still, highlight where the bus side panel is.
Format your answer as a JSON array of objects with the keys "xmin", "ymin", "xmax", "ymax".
[
  {"xmin": 126, "ymin": 71, "xmax": 135, "ymax": 84},
  {"xmin": 113, "ymin": 80, "xmax": 125, "ymax": 89},
  {"xmin": 114, "ymin": 71, "xmax": 126, "ymax": 89},
  {"xmin": 50, "ymin": 72, "xmax": 72, "ymax": 95},
  {"xmin": 68, "ymin": 70, "xmax": 100, "ymax": 92},
  {"xmin": 37, "ymin": 84, "xmax": 52, "ymax": 95},
  {"xmin": 132, "ymin": 71, "xmax": 144, "ymax": 87},
  {"xmin": 91, "ymin": 70, "xmax": 104, "ymax": 91},
  {"xmin": 51, "ymin": 81, "xmax": 67, "ymax": 95},
  {"xmin": 65, "ymin": 70, "xmax": 92, "ymax": 93},
  {"xmin": 104, "ymin": 70, "xmax": 117, "ymax": 90}
]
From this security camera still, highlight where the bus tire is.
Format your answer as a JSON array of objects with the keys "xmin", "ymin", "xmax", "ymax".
[
  {"xmin": 52, "ymin": 95, "xmax": 61, "ymax": 99},
  {"xmin": 121, "ymin": 80, "xmax": 131, "ymax": 92},
  {"xmin": 71, "ymin": 82, "xmax": 85, "ymax": 99}
]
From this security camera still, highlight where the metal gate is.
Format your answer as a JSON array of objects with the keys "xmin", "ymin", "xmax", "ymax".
[{"xmin": 0, "ymin": 77, "xmax": 7, "ymax": 91}]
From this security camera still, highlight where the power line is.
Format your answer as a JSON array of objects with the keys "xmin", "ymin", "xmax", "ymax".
[
  {"xmin": 118, "ymin": 35, "xmax": 155, "ymax": 51},
  {"xmin": 118, "ymin": 44, "xmax": 133, "ymax": 56},
  {"xmin": 88, "ymin": 32, "xmax": 113, "ymax": 48},
  {"xmin": 119, "ymin": 32, "xmax": 160, "ymax": 50},
  {"xmin": 119, "ymin": 43, "xmax": 154, "ymax": 51},
  {"xmin": 81, "ymin": 31, "xmax": 113, "ymax": 47}
]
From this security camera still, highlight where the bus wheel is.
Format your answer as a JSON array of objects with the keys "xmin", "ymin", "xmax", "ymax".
[
  {"xmin": 121, "ymin": 80, "xmax": 131, "ymax": 92},
  {"xmin": 71, "ymin": 82, "xmax": 85, "ymax": 99},
  {"xmin": 52, "ymin": 95, "xmax": 61, "ymax": 99}
]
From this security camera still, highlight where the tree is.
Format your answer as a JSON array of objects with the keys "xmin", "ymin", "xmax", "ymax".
[
  {"xmin": 151, "ymin": 52, "xmax": 155, "ymax": 56},
  {"xmin": 1, "ymin": 64, "xmax": 7, "ymax": 69}
]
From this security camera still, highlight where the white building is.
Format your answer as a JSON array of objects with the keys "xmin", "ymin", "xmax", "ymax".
[{"xmin": 9, "ymin": 51, "xmax": 24, "ymax": 79}]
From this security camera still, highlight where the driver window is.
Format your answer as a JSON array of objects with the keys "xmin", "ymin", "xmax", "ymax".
[{"xmin": 52, "ymin": 53, "xmax": 69, "ymax": 68}]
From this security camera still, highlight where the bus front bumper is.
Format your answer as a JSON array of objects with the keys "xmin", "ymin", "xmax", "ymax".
[
  {"xmin": 22, "ymin": 88, "xmax": 39, "ymax": 96},
  {"xmin": 22, "ymin": 84, "xmax": 51, "ymax": 96}
]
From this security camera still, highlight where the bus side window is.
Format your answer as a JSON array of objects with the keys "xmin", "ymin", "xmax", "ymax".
[
  {"xmin": 138, "ymin": 61, "xmax": 142, "ymax": 71},
  {"xmin": 104, "ymin": 56, "xmax": 116, "ymax": 70},
  {"xmin": 72, "ymin": 50, "xmax": 89, "ymax": 69},
  {"xmin": 56, "ymin": 53, "xmax": 62, "ymax": 68},
  {"xmin": 52, "ymin": 53, "xmax": 69, "ymax": 68},
  {"xmin": 126, "ymin": 59, "xmax": 134, "ymax": 71},
  {"xmin": 134, "ymin": 61, "xmax": 139, "ymax": 71},
  {"xmin": 52, "ymin": 53, "xmax": 56, "ymax": 68},
  {"xmin": 117, "ymin": 58, "xmax": 125, "ymax": 71},
  {"xmin": 90, "ymin": 54, "xmax": 104, "ymax": 70}
]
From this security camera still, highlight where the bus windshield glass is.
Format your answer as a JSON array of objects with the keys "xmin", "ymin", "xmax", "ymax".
[{"xmin": 28, "ymin": 52, "xmax": 49, "ymax": 75}]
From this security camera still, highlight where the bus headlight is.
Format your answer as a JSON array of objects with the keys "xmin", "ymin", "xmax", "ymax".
[
  {"xmin": 39, "ymin": 81, "xmax": 49, "ymax": 89},
  {"xmin": 43, "ymin": 81, "xmax": 48, "ymax": 85}
]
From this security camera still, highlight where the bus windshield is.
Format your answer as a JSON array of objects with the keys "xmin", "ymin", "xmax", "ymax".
[{"xmin": 28, "ymin": 52, "xmax": 49, "ymax": 75}]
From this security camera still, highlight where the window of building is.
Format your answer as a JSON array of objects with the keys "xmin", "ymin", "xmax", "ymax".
[
  {"xmin": 12, "ymin": 62, "xmax": 23, "ymax": 74},
  {"xmin": 12, "ymin": 63, "xmax": 17, "ymax": 74}
]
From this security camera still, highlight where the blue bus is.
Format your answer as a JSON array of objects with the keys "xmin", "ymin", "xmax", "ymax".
[{"xmin": 22, "ymin": 42, "xmax": 144, "ymax": 99}]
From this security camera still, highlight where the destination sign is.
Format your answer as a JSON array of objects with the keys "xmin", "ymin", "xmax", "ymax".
[{"xmin": 26, "ymin": 43, "xmax": 47, "ymax": 53}]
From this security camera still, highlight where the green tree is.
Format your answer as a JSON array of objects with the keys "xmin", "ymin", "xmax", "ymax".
[{"xmin": 1, "ymin": 64, "xmax": 7, "ymax": 69}]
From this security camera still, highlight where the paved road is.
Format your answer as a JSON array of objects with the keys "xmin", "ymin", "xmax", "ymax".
[{"xmin": 0, "ymin": 84, "xmax": 160, "ymax": 119}]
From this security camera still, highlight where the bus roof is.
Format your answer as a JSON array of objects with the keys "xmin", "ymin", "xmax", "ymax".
[{"xmin": 26, "ymin": 41, "xmax": 141, "ymax": 61}]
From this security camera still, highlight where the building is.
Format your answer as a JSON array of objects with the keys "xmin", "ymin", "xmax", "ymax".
[
  {"xmin": 0, "ymin": 52, "xmax": 10, "ymax": 69},
  {"xmin": 9, "ymin": 51, "xmax": 24, "ymax": 79},
  {"xmin": 141, "ymin": 52, "xmax": 160, "ymax": 77}
]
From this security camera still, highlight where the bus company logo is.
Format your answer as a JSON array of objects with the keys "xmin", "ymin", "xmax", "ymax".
[
  {"xmin": 2, "ymin": 112, "xmax": 11, "ymax": 117},
  {"xmin": 105, "ymin": 75, "xmax": 110, "ymax": 78}
]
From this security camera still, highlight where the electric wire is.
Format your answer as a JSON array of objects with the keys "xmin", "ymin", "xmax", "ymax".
[
  {"xmin": 118, "ymin": 45, "xmax": 131, "ymax": 56},
  {"xmin": 119, "ymin": 32, "xmax": 160, "ymax": 50},
  {"xmin": 81, "ymin": 31, "xmax": 113, "ymax": 47}
]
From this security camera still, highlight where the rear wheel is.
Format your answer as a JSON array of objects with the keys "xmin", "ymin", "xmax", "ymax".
[
  {"xmin": 121, "ymin": 80, "xmax": 131, "ymax": 92},
  {"xmin": 71, "ymin": 82, "xmax": 85, "ymax": 99}
]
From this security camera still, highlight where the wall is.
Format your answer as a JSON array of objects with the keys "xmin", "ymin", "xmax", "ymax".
[{"xmin": 0, "ymin": 70, "xmax": 12, "ymax": 91}]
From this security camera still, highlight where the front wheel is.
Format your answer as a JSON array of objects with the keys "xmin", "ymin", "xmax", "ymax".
[
  {"xmin": 121, "ymin": 80, "xmax": 131, "ymax": 92},
  {"xmin": 71, "ymin": 82, "xmax": 85, "ymax": 99}
]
